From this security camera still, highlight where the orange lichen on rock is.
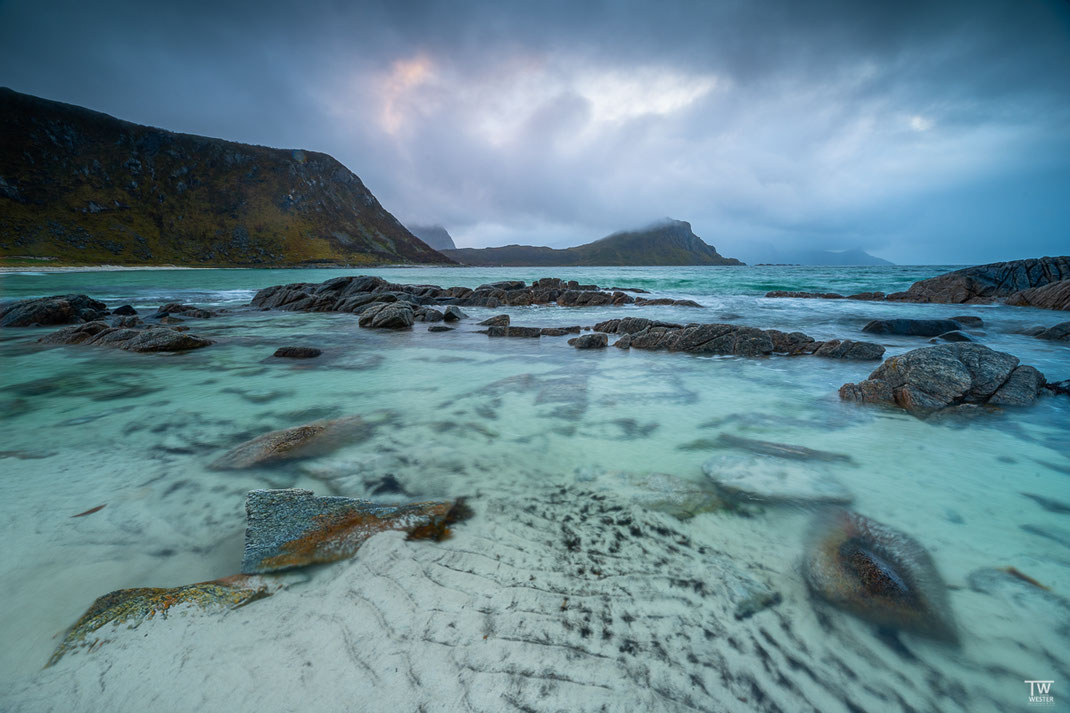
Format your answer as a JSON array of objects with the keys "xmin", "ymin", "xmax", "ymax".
[{"xmin": 242, "ymin": 489, "xmax": 473, "ymax": 573}]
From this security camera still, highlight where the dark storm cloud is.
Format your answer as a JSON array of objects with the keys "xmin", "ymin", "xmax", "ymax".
[{"xmin": 2, "ymin": 0, "xmax": 1069, "ymax": 262}]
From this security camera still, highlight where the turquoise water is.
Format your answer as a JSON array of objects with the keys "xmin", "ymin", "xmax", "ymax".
[{"xmin": 1, "ymin": 265, "xmax": 1068, "ymax": 710}]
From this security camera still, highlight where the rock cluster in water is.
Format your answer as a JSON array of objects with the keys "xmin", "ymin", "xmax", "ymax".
[
  {"xmin": 594, "ymin": 317, "xmax": 885, "ymax": 359},
  {"xmin": 0, "ymin": 294, "xmax": 110, "ymax": 327},
  {"xmin": 241, "ymin": 488, "xmax": 470, "ymax": 573},
  {"xmin": 767, "ymin": 256, "xmax": 1070, "ymax": 310},
  {"xmin": 39, "ymin": 320, "xmax": 213, "ymax": 352},
  {"xmin": 804, "ymin": 509, "xmax": 957, "ymax": 641},
  {"xmin": 250, "ymin": 275, "xmax": 656, "ymax": 316},
  {"xmin": 839, "ymin": 343, "xmax": 1047, "ymax": 415}
]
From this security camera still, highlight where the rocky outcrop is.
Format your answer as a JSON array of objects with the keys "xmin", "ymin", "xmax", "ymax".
[
  {"xmin": 357, "ymin": 302, "xmax": 414, "ymax": 329},
  {"xmin": 595, "ymin": 318, "xmax": 884, "ymax": 360},
  {"xmin": 152, "ymin": 303, "xmax": 218, "ymax": 319},
  {"xmin": 273, "ymin": 346, "xmax": 322, "ymax": 359},
  {"xmin": 249, "ymin": 274, "xmax": 642, "ymax": 314},
  {"xmin": 634, "ymin": 297, "xmax": 702, "ymax": 307},
  {"xmin": 1006, "ymin": 280, "xmax": 1070, "ymax": 311},
  {"xmin": 862, "ymin": 318, "xmax": 964, "ymax": 337},
  {"xmin": 568, "ymin": 333, "xmax": 608, "ymax": 349},
  {"xmin": 839, "ymin": 343, "xmax": 1046, "ymax": 415},
  {"xmin": 0, "ymin": 294, "xmax": 109, "ymax": 327},
  {"xmin": 887, "ymin": 256, "xmax": 1070, "ymax": 306},
  {"xmin": 241, "ymin": 488, "xmax": 471, "ymax": 573},
  {"xmin": 485, "ymin": 325, "xmax": 542, "ymax": 338},
  {"xmin": 39, "ymin": 321, "xmax": 212, "ymax": 352},
  {"xmin": 804, "ymin": 510, "xmax": 957, "ymax": 641},
  {"xmin": 1026, "ymin": 321, "xmax": 1070, "ymax": 342},
  {"xmin": 47, "ymin": 575, "xmax": 274, "ymax": 667}
]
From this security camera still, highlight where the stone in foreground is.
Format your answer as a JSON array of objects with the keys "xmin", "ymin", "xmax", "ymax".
[
  {"xmin": 702, "ymin": 455, "xmax": 853, "ymax": 505},
  {"xmin": 47, "ymin": 575, "xmax": 273, "ymax": 667},
  {"xmin": 804, "ymin": 509, "xmax": 957, "ymax": 641},
  {"xmin": 241, "ymin": 488, "xmax": 471, "ymax": 573},
  {"xmin": 839, "ymin": 343, "xmax": 1046, "ymax": 415}
]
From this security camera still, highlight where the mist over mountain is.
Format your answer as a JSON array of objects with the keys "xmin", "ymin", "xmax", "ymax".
[
  {"xmin": 407, "ymin": 224, "xmax": 457, "ymax": 251},
  {"xmin": 443, "ymin": 219, "xmax": 742, "ymax": 266},
  {"xmin": 742, "ymin": 246, "xmax": 894, "ymax": 266}
]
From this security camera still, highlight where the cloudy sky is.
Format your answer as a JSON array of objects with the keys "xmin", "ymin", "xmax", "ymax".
[{"xmin": 2, "ymin": 0, "xmax": 1069, "ymax": 263}]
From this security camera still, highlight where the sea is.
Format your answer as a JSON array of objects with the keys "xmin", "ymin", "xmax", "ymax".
[{"xmin": 1, "ymin": 265, "xmax": 1068, "ymax": 711}]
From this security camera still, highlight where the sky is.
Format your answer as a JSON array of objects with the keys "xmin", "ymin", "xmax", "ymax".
[{"xmin": 2, "ymin": 0, "xmax": 1069, "ymax": 264}]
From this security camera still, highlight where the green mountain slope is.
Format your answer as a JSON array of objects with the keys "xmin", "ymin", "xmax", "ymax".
[
  {"xmin": 443, "ymin": 220, "xmax": 743, "ymax": 266},
  {"xmin": 0, "ymin": 88, "xmax": 451, "ymax": 266}
]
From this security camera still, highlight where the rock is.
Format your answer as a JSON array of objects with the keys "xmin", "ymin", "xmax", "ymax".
[
  {"xmin": 887, "ymin": 256, "xmax": 1070, "ymax": 306},
  {"xmin": 930, "ymin": 331, "xmax": 973, "ymax": 343},
  {"xmin": 714, "ymin": 433, "xmax": 853, "ymax": 463},
  {"xmin": 153, "ymin": 303, "xmax": 217, "ymax": 319},
  {"xmin": 486, "ymin": 326, "xmax": 541, "ymax": 338},
  {"xmin": 862, "ymin": 318, "xmax": 963, "ymax": 337},
  {"xmin": 241, "ymin": 488, "xmax": 471, "ymax": 573},
  {"xmin": 0, "ymin": 294, "xmax": 109, "ymax": 327},
  {"xmin": 479, "ymin": 314, "xmax": 510, "ymax": 327},
  {"xmin": 839, "ymin": 343, "xmax": 1046, "ymax": 415},
  {"xmin": 112, "ymin": 304, "xmax": 138, "ymax": 316},
  {"xmin": 443, "ymin": 306, "xmax": 468, "ymax": 321},
  {"xmin": 47, "ymin": 575, "xmax": 274, "ymax": 667},
  {"xmin": 540, "ymin": 327, "xmax": 581, "ymax": 336},
  {"xmin": 804, "ymin": 510, "xmax": 957, "ymax": 641},
  {"xmin": 594, "ymin": 317, "xmax": 682, "ymax": 334},
  {"xmin": 209, "ymin": 415, "xmax": 378, "ymax": 470},
  {"xmin": 413, "ymin": 307, "xmax": 445, "ymax": 323},
  {"xmin": 427, "ymin": 325, "xmax": 453, "ymax": 333},
  {"xmin": 846, "ymin": 291, "xmax": 887, "ymax": 301},
  {"xmin": 273, "ymin": 346, "xmax": 322, "ymax": 359},
  {"xmin": 1006, "ymin": 280, "xmax": 1070, "ymax": 311},
  {"xmin": 39, "ymin": 321, "xmax": 213, "ymax": 353},
  {"xmin": 1031, "ymin": 321, "xmax": 1070, "ymax": 341},
  {"xmin": 568, "ymin": 333, "xmax": 608, "ymax": 349},
  {"xmin": 702, "ymin": 455, "xmax": 853, "ymax": 505},
  {"xmin": 634, "ymin": 297, "xmax": 702, "ymax": 307},
  {"xmin": 811, "ymin": 339, "xmax": 886, "ymax": 360},
  {"xmin": 950, "ymin": 315, "xmax": 984, "ymax": 328},
  {"xmin": 358, "ymin": 302, "xmax": 414, "ymax": 329},
  {"xmin": 1046, "ymin": 379, "xmax": 1070, "ymax": 397}
]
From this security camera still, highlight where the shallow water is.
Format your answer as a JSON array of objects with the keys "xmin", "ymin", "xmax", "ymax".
[{"xmin": 1, "ymin": 265, "xmax": 1068, "ymax": 710}]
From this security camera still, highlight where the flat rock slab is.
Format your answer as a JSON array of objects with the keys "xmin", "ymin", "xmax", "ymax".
[
  {"xmin": 241, "ymin": 488, "xmax": 463, "ymax": 573},
  {"xmin": 702, "ymin": 454, "xmax": 853, "ymax": 505}
]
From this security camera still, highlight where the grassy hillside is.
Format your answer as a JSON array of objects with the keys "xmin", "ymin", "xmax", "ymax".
[
  {"xmin": 443, "ymin": 220, "xmax": 743, "ymax": 266},
  {"xmin": 0, "ymin": 88, "xmax": 452, "ymax": 266}
]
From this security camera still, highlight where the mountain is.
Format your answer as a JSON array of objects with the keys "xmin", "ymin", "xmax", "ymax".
[
  {"xmin": 442, "ymin": 219, "xmax": 742, "ymax": 266},
  {"xmin": 0, "ymin": 88, "xmax": 452, "ymax": 266},
  {"xmin": 407, "ymin": 224, "xmax": 457, "ymax": 251},
  {"xmin": 746, "ymin": 246, "xmax": 893, "ymax": 266}
]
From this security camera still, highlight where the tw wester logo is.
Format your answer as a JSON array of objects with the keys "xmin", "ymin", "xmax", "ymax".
[{"xmin": 1025, "ymin": 680, "xmax": 1054, "ymax": 706}]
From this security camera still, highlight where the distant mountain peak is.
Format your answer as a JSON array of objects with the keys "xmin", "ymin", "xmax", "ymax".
[
  {"xmin": 443, "ymin": 219, "xmax": 743, "ymax": 266},
  {"xmin": 406, "ymin": 224, "xmax": 457, "ymax": 251}
]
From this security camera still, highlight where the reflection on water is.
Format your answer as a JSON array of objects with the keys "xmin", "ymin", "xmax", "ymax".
[{"xmin": 1, "ymin": 266, "xmax": 1068, "ymax": 710}]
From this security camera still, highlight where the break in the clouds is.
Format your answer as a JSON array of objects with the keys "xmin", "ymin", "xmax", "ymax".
[{"xmin": 2, "ymin": 0, "xmax": 1069, "ymax": 263}]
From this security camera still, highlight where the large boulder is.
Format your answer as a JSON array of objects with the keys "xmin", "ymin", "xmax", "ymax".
[
  {"xmin": 839, "ymin": 343, "xmax": 1046, "ymax": 415},
  {"xmin": 861, "ymin": 318, "xmax": 963, "ymax": 337},
  {"xmin": 568, "ymin": 333, "xmax": 608, "ymax": 349},
  {"xmin": 887, "ymin": 256, "xmax": 1070, "ymax": 305},
  {"xmin": 0, "ymin": 294, "xmax": 109, "ymax": 327},
  {"xmin": 357, "ymin": 302, "xmax": 414, "ymax": 329},
  {"xmin": 804, "ymin": 510, "xmax": 957, "ymax": 641},
  {"xmin": 241, "ymin": 488, "xmax": 471, "ymax": 573}
]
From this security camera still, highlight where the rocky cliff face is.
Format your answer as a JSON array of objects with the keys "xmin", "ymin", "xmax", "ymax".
[
  {"xmin": 443, "ymin": 219, "xmax": 743, "ymax": 266},
  {"xmin": 406, "ymin": 224, "xmax": 457, "ymax": 251},
  {"xmin": 0, "ymin": 88, "xmax": 452, "ymax": 266},
  {"xmin": 888, "ymin": 256, "xmax": 1070, "ymax": 307}
]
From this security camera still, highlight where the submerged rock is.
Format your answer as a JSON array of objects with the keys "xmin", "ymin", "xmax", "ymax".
[
  {"xmin": 427, "ymin": 325, "xmax": 453, "ymax": 333},
  {"xmin": 702, "ymin": 455, "xmax": 853, "ymax": 505},
  {"xmin": 39, "ymin": 321, "xmax": 213, "ymax": 353},
  {"xmin": 568, "ymin": 333, "xmax": 608, "ymax": 349},
  {"xmin": 241, "ymin": 488, "xmax": 471, "ymax": 573},
  {"xmin": 804, "ymin": 510, "xmax": 957, "ymax": 641},
  {"xmin": 930, "ymin": 330, "xmax": 973, "ymax": 343},
  {"xmin": 0, "ymin": 294, "xmax": 109, "ymax": 327},
  {"xmin": 47, "ymin": 575, "xmax": 273, "ymax": 667},
  {"xmin": 209, "ymin": 414, "xmax": 381, "ymax": 470},
  {"xmin": 839, "ymin": 343, "xmax": 1047, "ymax": 415},
  {"xmin": 862, "ymin": 318, "xmax": 962, "ymax": 337},
  {"xmin": 715, "ymin": 433, "xmax": 853, "ymax": 463},
  {"xmin": 273, "ymin": 346, "xmax": 322, "ymax": 359}
]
